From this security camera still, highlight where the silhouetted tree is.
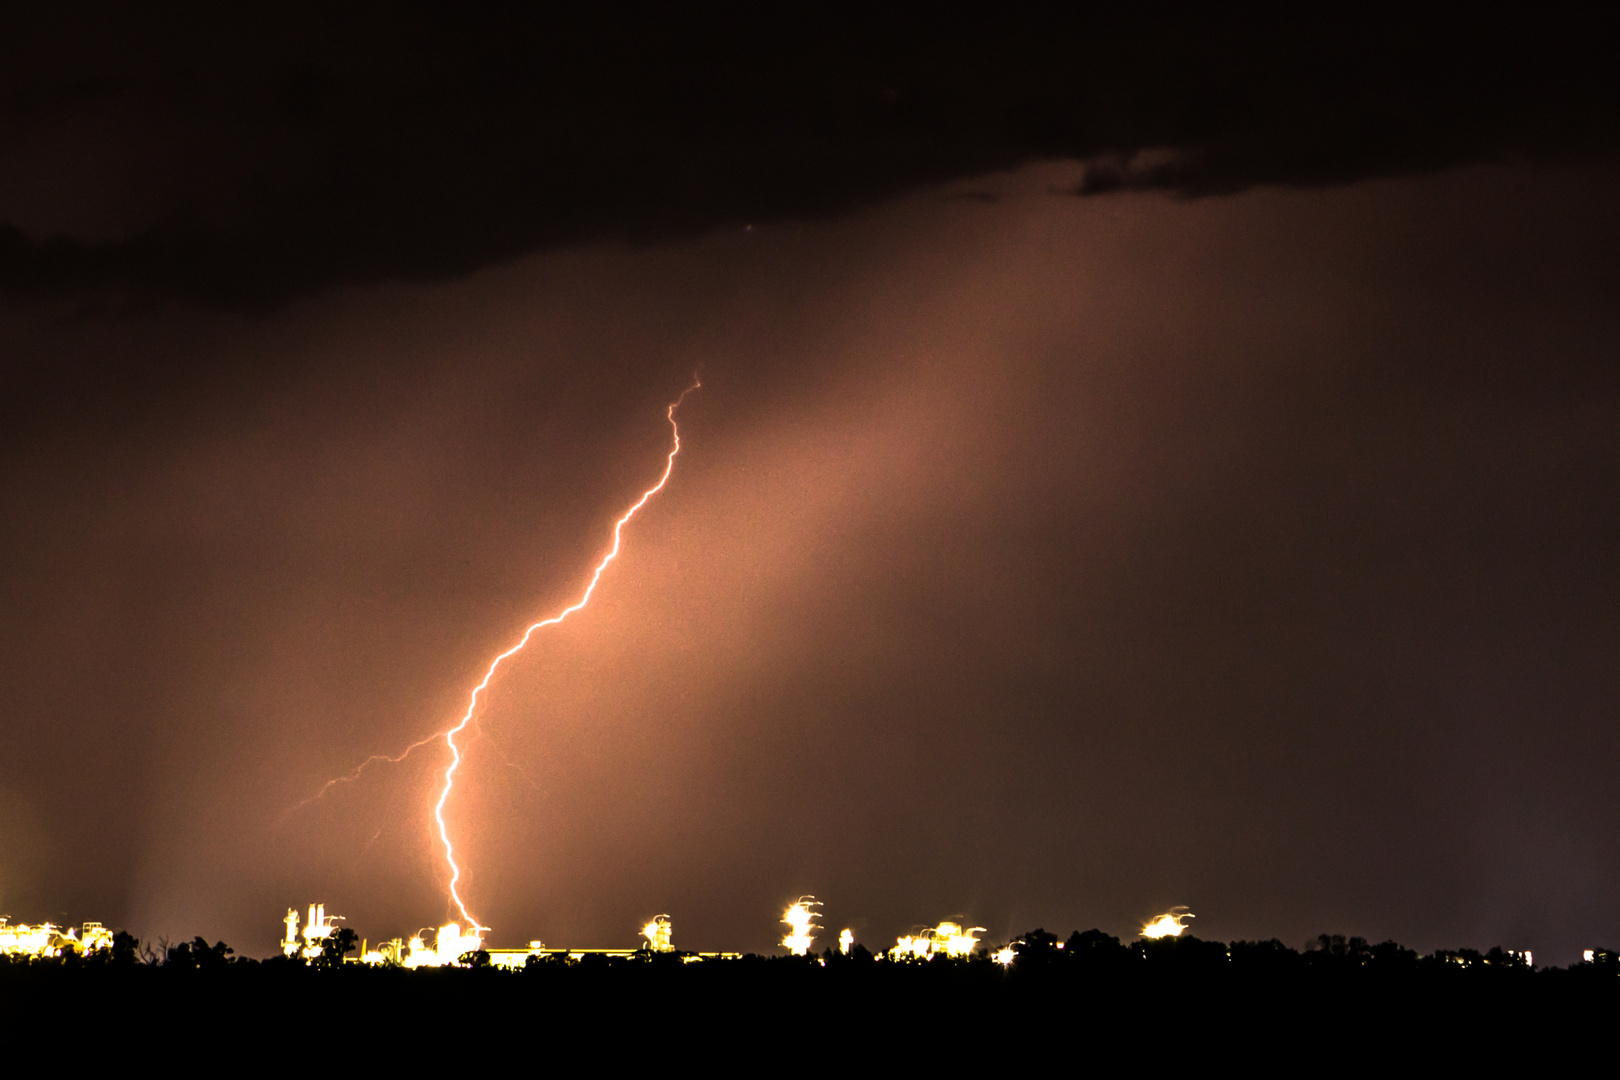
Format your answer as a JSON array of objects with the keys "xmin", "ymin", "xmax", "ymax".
[
  {"xmin": 1428, "ymin": 947, "xmax": 1484, "ymax": 971},
  {"xmin": 525, "ymin": 951, "xmax": 570, "ymax": 971},
  {"xmin": 1133, "ymin": 934, "xmax": 1228, "ymax": 972},
  {"xmin": 1484, "ymin": 947, "xmax": 1531, "ymax": 969},
  {"xmin": 110, "ymin": 930, "xmax": 139, "ymax": 966},
  {"xmin": 314, "ymin": 927, "xmax": 358, "ymax": 969},
  {"xmin": 1229, "ymin": 938, "xmax": 1301, "ymax": 977},
  {"xmin": 1064, "ymin": 929, "xmax": 1130, "ymax": 971},
  {"xmin": 1308, "ymin": 934, "xmax": 1374, "ymax": 962},
  {"xmin": 1366, "ymin": 940, "xmax": 1418, "ymax": 972},
  {"xmin": 1009, "ymin": 929, "xmax": 1062, "ymax": 972},
  {"xmin": 164, "ymin": 937, "xmax": 233, "ymax": 970},
  {"xmin": 1582, "ymin": 948, "xmax": 1620, "ymax": 970},
  {"xmin": 1065, "ymin": 928, "xmax": 1122, "ymax": 952}
]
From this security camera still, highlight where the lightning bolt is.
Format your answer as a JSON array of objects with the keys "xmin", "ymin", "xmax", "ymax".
[
  {"xmin": 294, "ymin": 378, "xmax": 701, "ymax": 931},
  {"xmin": 286, "ymin": 736, "xmax": 443, "ymax": 818},
  {"xmin": 432, "ymin": 377, "xmax": 701, "ymax": 929}
]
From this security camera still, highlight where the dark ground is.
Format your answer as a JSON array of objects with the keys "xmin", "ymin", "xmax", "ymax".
[{"xmin": 6, "ymin": 931, "xmax": 1615, "ymax": 1063}]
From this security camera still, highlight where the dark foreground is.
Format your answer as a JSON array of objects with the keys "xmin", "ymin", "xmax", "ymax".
[{"xmin": 6, "ymin": 932, "xmax": 1616, "ymax": 1064}]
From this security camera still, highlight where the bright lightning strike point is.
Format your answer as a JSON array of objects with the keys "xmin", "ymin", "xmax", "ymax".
[{"xmin": 433, "ymin": 378, "xmax": 701, "ymax": 930}]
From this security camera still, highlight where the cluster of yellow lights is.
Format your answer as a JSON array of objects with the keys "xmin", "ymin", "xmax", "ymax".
[
  {"xmin": 274, "ymin": 900, "xmax": 1213, "ymax": 968},
  {"xmin": 281, "ymin": 903, "xmax": 342, "ymax": 960},
  {"xmin": 1140, "ymin": 908, "xmax": 1194, "ymax": 939},
  {"xmin": 891, "ymin": 921, "xmax": 986, "ymax": 960},
  {"xmin": 781, "ymin": 897, "xmax": 820, "ymax": 956},
  {"xmin": 291, "ymin": 905, "xmax": 723, "ymax": 967},
  {"xmin": 405, "ymin": 922, "xmax": 483, "ymax": 967},
  {"xmin": 0, "ymin": 917, "xmax": 113, "ymax": 959},
  {"xmin": 361, "ymin": 922, "xmax": 488, "ymax": 967},
  {"xmin": 640, "ymin": 915, "xmax": 674, "ymax": 953},
  {"xmin": 284, "ymin": 903, "xmax": 487, "ymax": 967}
]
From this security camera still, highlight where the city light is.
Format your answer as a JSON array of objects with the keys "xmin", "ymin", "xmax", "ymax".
[
  {"xmin": 1141, "ymin": 908, "xmax": 1194, "ymax": 939},
  {"xmin": 782, "ymin": 898, "xmax": 820, "ymax": 956}
]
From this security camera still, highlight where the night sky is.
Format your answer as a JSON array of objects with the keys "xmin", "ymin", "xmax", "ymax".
[{"xmin": 3, "ymin": 8, "xmax": 1619, "ymax": 962}]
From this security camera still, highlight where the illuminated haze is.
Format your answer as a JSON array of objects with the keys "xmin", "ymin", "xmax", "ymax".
[{"xmin": 2, "ymin": 155, "xmax": 1618, "ymax": 960}]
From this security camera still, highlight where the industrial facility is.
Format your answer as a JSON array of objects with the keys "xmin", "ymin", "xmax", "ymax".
[
  {"xmin": 273, "ymin": 899, "xmax": 1021, "ymax": 967},
  {"xmin": 891, "ymin": 921, "xmax": 986, "ymax": 960},
  {"xmin": 0, "ymin": 917, "xmax": 114, "ymax": 959},
  {"xmin": 281, "ymin": 905, "xmax": 739, "ymax": 967},
  {"xmin": 8, "ymin": 901, "xmax": 1200, "ymax": 967}
]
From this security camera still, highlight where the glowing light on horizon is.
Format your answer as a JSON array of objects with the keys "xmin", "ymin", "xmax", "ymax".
[
  {"xmin": 282, "ymin": 903, "xmax": 334, "ymax": 959},
  {"xmin": 1141, "ymin": 908, "xmax": 1194, "ymax": 939},
  {"xmin": 891, "ymin": 921, "xmax": 984, "ymax": 960},
  {"xmin": 641, "ymin": 915, "xmax": 674, "ymax": 952},
  {"xmin": 0, "ymin": 917, "xmax": 113, "ymax": 959},
  {"xmin": 838, "ymin": 928, "xmax": 853, "ymax": 955},
  {"xmin": 782, "ymin": 898, "xmax": 820, "ymax": 956}
]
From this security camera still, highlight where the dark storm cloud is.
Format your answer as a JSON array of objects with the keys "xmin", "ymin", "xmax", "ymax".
[{"xmin": 1, "ymin": 6, "xmax": 1615, "ymax": 308}]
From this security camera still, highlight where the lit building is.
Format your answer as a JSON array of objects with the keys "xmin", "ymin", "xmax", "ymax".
[
  {"xmin": 282, "ymin": 908, "xmax": 736, "ymax": 968},
  {"xmin": 782, "ymin": 898, "xmax": 820, "ymax": 956},
  {"xmin": 1140, "ymin": 908, "xmax": 1193, "ymax": 939},
  {"xmin": 890, "ymin": 921, "xmax": 984, "ymax": 960},
  {"xmin": 0, "ymin": 918, "xmax": 114, "ymax": 959},
  {"xmin": 282, "ymin": 903, "xmax": 345, "ymax": 960},
  {"xmin": 640, "ymin": 915, "xmax": 674, "ymax": 953}
]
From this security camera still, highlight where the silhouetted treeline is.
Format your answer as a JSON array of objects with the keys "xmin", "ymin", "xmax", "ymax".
[{"xmin": 5, "ymin": 929, "xmax": 1616, "ymax": 1062}]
